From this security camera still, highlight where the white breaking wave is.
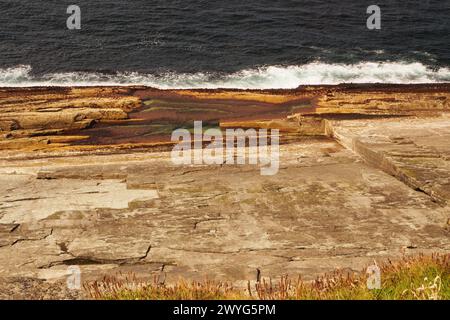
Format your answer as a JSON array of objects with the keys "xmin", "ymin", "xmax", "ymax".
[{"xmin": 1, "ymin": 62, "xmax": 450, "ymax": 89}]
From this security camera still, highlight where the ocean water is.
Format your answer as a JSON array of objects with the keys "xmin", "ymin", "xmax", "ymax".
[{"xmin": 0, "ymin": 0, "xmax": 449, "ymax": 88}]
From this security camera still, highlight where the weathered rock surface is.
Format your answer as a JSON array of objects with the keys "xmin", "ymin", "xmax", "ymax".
[
  {"xmin": 0, "ymin": 87, "xmax": 141, "ymax": 150},
  {"xmin": 3, "ymin": 84, "xmax": 449, "ymax": 154},
  {"xmin": 0, "ymin": 85, "xmax": 449, "ymax": 299},
  {"xmin": 1, "ymin": 139, "xmax": 449, "ymax": 298},
  {"xmin": 314, "ymin": 84, "xmax": 450, "ymax": 116},
  {"xmin": 328, "ymin": 115, "xmax": 450, "ymax": 205}
]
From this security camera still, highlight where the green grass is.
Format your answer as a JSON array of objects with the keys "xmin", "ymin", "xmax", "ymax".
[{"xmin": 84, "ymin": 254, "xmax": 449, "ymax": 300}]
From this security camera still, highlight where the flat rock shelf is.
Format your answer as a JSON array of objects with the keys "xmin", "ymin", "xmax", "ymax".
[{"xmin": 0, "ymin": 84, "xmax": 449, "ymax": 299}]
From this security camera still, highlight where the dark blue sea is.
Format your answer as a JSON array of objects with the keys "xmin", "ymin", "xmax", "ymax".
[{"xmin": 0, "ymin": 0, "xmax": 449, "ymax": 88}]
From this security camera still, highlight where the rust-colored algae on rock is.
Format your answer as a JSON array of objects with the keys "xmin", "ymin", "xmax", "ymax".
[{"xmin": 1, "ymin": 84, "xmax": 450, "ymax": 155}]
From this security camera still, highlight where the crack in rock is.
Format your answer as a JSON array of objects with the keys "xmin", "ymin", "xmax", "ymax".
[
  {"xmin": 10, "ymin": 228, "xmax": 53, "ymax": 247},
  {"xmin": 40, "ymin": 244, "xmax": 152, "ymax": 268}
]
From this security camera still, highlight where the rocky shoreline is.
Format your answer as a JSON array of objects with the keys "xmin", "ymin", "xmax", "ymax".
[
  {"xmin": 0, "ymin": 84, "xmax": 449, "ymax": 299},
  {"xmin": 2, "ymin": 84, "xmax": 450, "ymax": 154}
]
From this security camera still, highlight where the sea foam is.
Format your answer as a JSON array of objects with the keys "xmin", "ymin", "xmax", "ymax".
[{"xmin": 1, "ymin": 62, "xmax": 449, "ymax": 89}]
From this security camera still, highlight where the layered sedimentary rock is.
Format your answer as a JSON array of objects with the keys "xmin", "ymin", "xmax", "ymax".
[
  {"xmin": 314, "ymin": 84, "xmax": 450, "ymax": 116},
  {"xmin": 2, "ymin": 84, "xmax": 449, "ymax": 155},
  {"xmin": 328, "ymin": 116, "xmax": 450, "ymax": 205},
  {"xmin": 0, "ymin": 87, "xmax": 141, "ymax": 150},
  {"xmin": 0, "ymin": 84, "xmax": 449, "ymax": 299}
]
